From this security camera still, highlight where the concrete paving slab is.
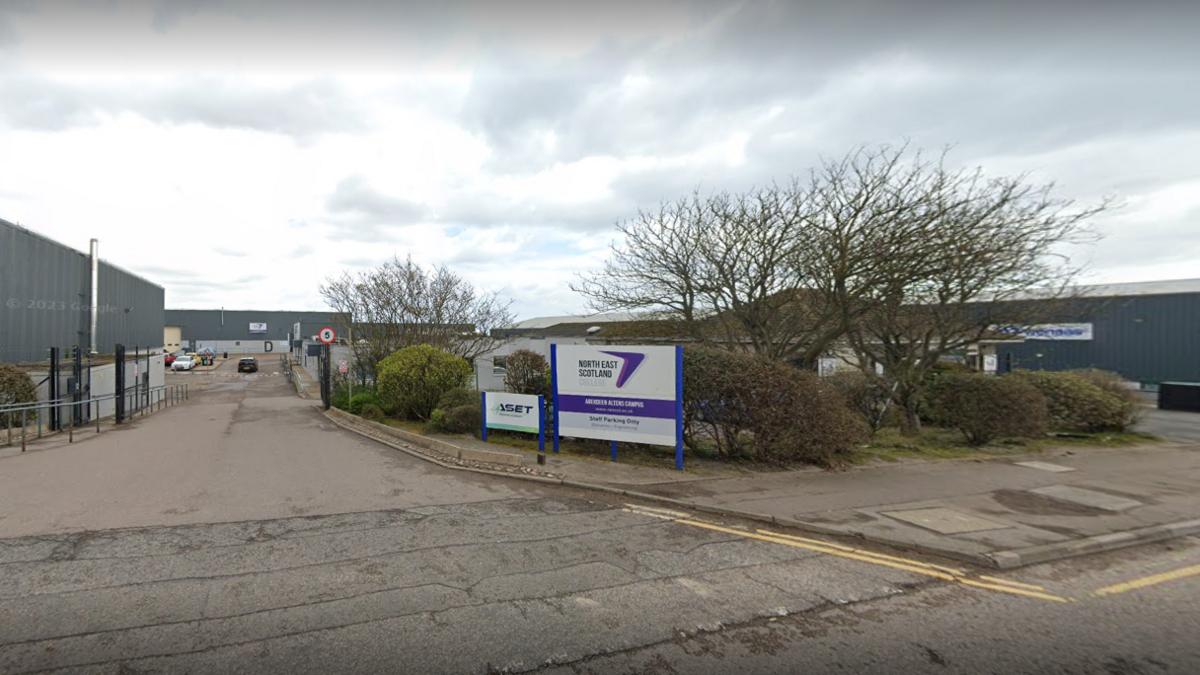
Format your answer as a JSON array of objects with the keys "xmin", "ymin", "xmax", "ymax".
[
  {"xmin": 1014, "ymin": 461, "xmax": 1076, "ymax": 473},
  {"xmin": 881, "ymin": 507, "xmax": 1013, "ymax": 534},
  {"xmin": 1030, "ymin": 485, "xmax": 1144, "ymax": 512}
]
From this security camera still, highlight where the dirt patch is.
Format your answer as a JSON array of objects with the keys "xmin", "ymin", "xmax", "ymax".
[{"xmin": 990, "ymin": 489, "xmax": 1110, "ymax": 516}]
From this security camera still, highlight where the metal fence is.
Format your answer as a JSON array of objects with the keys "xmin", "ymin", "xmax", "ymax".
[{"xmin": 1, "ymin": 383, "xmax": 189, "ymax": 452}]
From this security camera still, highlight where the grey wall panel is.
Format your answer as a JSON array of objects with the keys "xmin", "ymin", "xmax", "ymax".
[
  {"xmin": 97, "ymin": 261, "xmax": 165, "ymax": 353},
  {"xmin": 165, "ymin": 310, "xmax": 336, "ymax": 346},
  {"xmin": 996, "ymin": 293, "xmax": 1200, "ymax": 383},
  {"xmin": 1, "ymin": 219, "xmax": 165, "ymax": 364}
]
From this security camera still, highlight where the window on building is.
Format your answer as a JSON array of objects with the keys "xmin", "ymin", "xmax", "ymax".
[{"xmin": 492, "ymin": 355, "xmax": 507, "ymax": 375}]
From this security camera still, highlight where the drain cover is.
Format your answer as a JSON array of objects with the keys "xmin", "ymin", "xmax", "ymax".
[{"xmin": 881, "ymin": 507, "xmax": 1012, "ymax": 534}]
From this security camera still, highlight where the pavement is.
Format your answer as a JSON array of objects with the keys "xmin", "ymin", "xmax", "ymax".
[
  {"xmin": 335, "ymin": 402, "xmax": 1200, "ymax": 570},
  {"xmin": 6, "ymin": 358, "xmax": 1200, "ymax": 672}
]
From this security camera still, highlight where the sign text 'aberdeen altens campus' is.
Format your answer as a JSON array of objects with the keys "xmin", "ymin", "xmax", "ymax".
[{"xmin": 552, "ymin": 344, "xmax": 685, "ymax": 470}]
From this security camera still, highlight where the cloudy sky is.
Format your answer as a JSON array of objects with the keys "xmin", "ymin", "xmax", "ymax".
[{"xmin": 1, "ymin": 0, "xmax": 1197, "ymax": 320}]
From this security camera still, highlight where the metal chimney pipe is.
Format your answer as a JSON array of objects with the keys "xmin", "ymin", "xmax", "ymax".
[{"xmin": 89, "ymin": 238, "xmax": 99, "ymax": 355}]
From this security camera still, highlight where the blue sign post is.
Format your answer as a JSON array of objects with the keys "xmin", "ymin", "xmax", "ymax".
[
  {"xmin": 675, "ymin": 344, "xmax": 684, "ymax": 471},
  {"xmin": 551, "ymin": 343, "xmax": 560, "ymax": 454}
]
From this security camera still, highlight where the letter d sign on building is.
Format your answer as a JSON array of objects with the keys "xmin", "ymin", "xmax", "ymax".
[{"xmin": 552, "ymin": 344, "xmax": 684, "ymax": 470}]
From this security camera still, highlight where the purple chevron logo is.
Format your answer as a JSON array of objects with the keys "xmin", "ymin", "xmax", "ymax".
[{"xmin": 598, "ymin": 351, "xmax": 646, "ymax": 388}]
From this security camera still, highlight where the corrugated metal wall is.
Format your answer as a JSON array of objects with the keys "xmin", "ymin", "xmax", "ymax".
[
  {"xmin": 165, "ymin": 310, "xmax": 336, "ymax": 347},
  {"xmin": 1, "ymin": 219, "xmax": 165, "ymax": 364},
  {"xmin": 996, "ymin": 293, "xmax": 1200, "ymax": 383}
]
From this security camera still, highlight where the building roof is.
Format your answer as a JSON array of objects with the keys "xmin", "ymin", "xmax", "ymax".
[
  {"xmin": 1074, "ymin": 278, "xmax": 1200, "ymax": 298},
  {"xmin": 509, "ymin": 312, "xmax": 644, "ymax": 330},
  {"xmin": 1, "ymin": 217, "xmax": 164, "ymax": 290}
]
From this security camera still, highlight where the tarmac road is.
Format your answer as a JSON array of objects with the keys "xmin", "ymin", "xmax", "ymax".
[{"xmin": 1, "ymin": 358, "xmax": 1198, "ymax": 673}]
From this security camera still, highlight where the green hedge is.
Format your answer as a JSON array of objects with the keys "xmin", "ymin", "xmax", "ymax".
[
  {"xmin": 682, "ymin": 346, "xmax": 865, "ymax": 466},
  {"xmin": 377, "ymin": 345, "xmax": 472, "ymax": 421},
  {"xmin": 1008, "ymin": 370, "xmax": 1131, "ymax": 432},
  {"xmin": 927, "ymin": 372, "xmax": 1048, "ymax": 446}
]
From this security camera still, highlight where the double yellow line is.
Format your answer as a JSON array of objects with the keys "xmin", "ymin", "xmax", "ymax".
[
  {"xmin": 1091, "ymin": 563, "xmax": 1200, "ymax": 598},
  {"xmin": 623, "ymin": 504, "xmax": 1074, "ymax": 603}
]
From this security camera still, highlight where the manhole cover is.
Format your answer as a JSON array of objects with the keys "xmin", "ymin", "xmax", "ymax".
[{"xmin": 882, "ymin": 507, "xmax": 1012, "ymax": 534}]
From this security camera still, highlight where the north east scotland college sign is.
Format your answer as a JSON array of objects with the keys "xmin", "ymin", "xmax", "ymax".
[{"xmin": 552, "ymin": 345, "xmax": 681, "ymax": 448}]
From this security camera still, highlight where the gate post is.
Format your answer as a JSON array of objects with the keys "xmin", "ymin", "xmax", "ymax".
[{"xmin": 114, "ymin": 344, "xmax": 126, "ymax": 424}]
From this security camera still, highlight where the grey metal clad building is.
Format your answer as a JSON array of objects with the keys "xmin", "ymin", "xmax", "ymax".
[
  {"xmin": 1, "ymin": 218, "xmax": 165, "ymax": 364},
  {"xmin": 165, "ymin": 309, "xmax": 335, "ymax": 353},
  {"xmin": 994, "ymin": 279, "xmax": 1200, "ymax": 385}
]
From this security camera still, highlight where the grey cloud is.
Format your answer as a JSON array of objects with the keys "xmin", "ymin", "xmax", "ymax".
[
  {"xmin": 337, "ymin": 256, "xmax": 389, "ymax": 268},
  {"xmin": 322, "ymin": 176, "xmax": 425, "ymax": 242},
  {"xmin": 129, "ymin": 265, "xmax": 208, "ymax": 282},
  {"xmin": 326, "ymin": 175, "xmax": 424, "ymax": 225},
  {"xmin": 0, "ymin": 75, "xmax": 370, "ymax": 139},
  {"xmin": 143, "ymin": 76, "xmax": 370, "ymax": 139},
  {"xmin": 151, "ymin": 0, "xmax": 235, "ymax": 32},
  {"xmin": 459, "ymin": 39, "xmax": 648, "ymax": 171},
  {"xmin": 1092, "ymin": 205, "xmax": 1200, "ymax": 271},
  {"xmin": 0, "ymin": 14, "xmax": 16, "ymax": 49},
  {"xmin": 435, "ymin": 195, "xmax": 630, "ymax": 233},
  {"xmin": 456, "ymin": 0, "xmax": 1199, "ymax": 177}
]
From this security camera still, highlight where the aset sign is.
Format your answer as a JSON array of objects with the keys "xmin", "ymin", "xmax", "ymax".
[{"xmin": 483, "ymin": 392, "xmax": 540, "ymax": 434}]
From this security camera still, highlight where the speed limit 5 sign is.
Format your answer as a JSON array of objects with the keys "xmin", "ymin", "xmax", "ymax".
[{"xmin": 318, "ymin": 327, "xmax": 337, "ymax": 344}]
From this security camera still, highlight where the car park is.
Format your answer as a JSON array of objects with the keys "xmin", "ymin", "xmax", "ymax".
[
  {"xmin": 172, "ymin": 355, "xmax": 197, "ymax": 371},
  {"xmin": 237, "ymin": 357, "xmax": 258, "ymax": 373}
]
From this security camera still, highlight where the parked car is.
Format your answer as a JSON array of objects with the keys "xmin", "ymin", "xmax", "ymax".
[
  {"xmin": 163, "ymin": 352, "xmax": 176, "ymax": 367},
  {"xmin": 237, "ymin": 357, "xmax": 258, "ymax": 373},
  {"xmin": 172, "ymin": 355, "xmax": 197, "ymax": 371}
]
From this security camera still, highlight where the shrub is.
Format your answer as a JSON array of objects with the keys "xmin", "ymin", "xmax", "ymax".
[
  {"xmin": 330, "ymin": 383, "xmax": 351, "ymax": 411},
  {"xmin": 0, "ymin": 365, "xmax": 37, "ymax": 406},
  {"xmin": 428, "ymin": 408, "xmax": 447, "ymax": 431},
  {"xmin": 0, "ymin": 365, "xmax": 38, "ymax": 429},
  {"xmin": 928, "ymin": 372, "xmax": 1048, "ymax": 446},
  {"xmin": 1008, "ymin": 370, "xmax": 1128, "ymax": 432},
  {"xmin": 444, "ymin": 404, "xmax": 483, "ymax": 436},
  {"xmin": 682, "ymin": 346, "xmax": 865, "ymax": 466},
  {"xmin": 377, "ymin": 345, "xmax": 473, "ymax": 421},
  {"xmin": 427, "ymin": 389, "xmax": 483, "ymax": 436},
  {"xmin": 360, "ymin": 403, "xmax": 386, "ymax": 423},
  {"xmin": 503, "ymin": 349, "xmax": 550, "ymax": 397},
  {"xmin": 826, "ymin": 371, "xmax": 893, "ymax": 435},
  {"xmin": 1071, "ymin": 369, "xmax": 1142, "ymax": 431},
  {"xmin": 438, "ymin": 387, "xmax": 480, "ymax": 410},
  {"xmin": 752, "ymin": 368, "xmax": 868, "ymax": 466},
  {"xmin": 349, "ymin": 391, "xmax": 382, "ymax": 416},
  {"xmin": 919, "ymin": 361, "xmax": 974, "ymax": 426}
]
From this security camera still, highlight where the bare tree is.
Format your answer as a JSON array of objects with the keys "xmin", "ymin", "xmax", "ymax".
[
  {"xmin": 321, "ymin": 256, "xmax": 515, "ymax": 383},
  {"xmin": 574, "ymin": 143, "xmax": 1107, "ymax": 425},
  {"xmin": 573, "ymin": 186, "xmax": 841, "ymax": 362},
  {"xmin": 844, "ymin": 158, "xmax": 1107, "ymax": 434},
  {"xmin": 573, "ymin": 145, "xmax": 1017, "ymax": 366}
]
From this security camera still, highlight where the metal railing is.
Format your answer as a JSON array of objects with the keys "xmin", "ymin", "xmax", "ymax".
[{"xmin": 1, "ymin": 383, "xmax": 189, "ymax": 452}]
